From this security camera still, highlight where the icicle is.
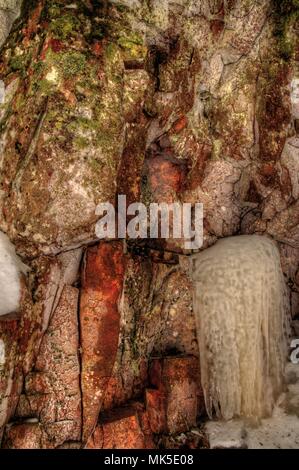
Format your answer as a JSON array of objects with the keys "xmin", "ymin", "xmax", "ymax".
[{"xmin": 192, "ymin": 235, "xmax": 290, "ymax": 420}]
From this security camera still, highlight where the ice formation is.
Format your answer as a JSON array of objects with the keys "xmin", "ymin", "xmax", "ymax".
[
  {"xmin": 0, "ymin": 231, "xmax": 28, "ymax": 317},
  {"xmin": 291, "ymin": 77, "xmax": 299, "ymax": 119},
  {"xmin": 205, "ymin": 363, "xmax": 299, "ymax": 449},
  {"xmin": 192, "ymin": 235, "xmax": 290, "ymax": 421}
]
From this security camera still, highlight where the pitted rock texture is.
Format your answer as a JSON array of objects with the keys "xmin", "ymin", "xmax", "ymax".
[
  {"xmin": 0, "ymin": 241, "xmax": 201, "ymax": 448},
  {"xmin": 0, "ymin": 0, "xmax": 298, "ymax": 256},
  {"xmin": 192, "ymin": 235, "xmax": 290, "ymax": 421},
  {"xmin": 0, "ymin": 0, "xmax": 298, "ymax": 449},
  {"xmin": 4, "ymin": 286, "xmax": 81, "ymax": 448},
  {"xmin": 80, "ymin": 242, "xmax": 126, "ymax": 442}
]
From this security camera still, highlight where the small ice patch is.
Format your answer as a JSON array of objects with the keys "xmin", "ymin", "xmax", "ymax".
[
  {"xmin": 0, "ymin": 80, "xmax": 5, "ymax": 104},
  {"xmin": 0, "ymin": 339, "xmax": 5, "ymax": 366},
  {"xmin": 291, "ymin": 78, "xmax": 299, "ymax": 119},
  {"xmin": 0, "ymin": 231, "xmax": 28, "ymax": 317}
]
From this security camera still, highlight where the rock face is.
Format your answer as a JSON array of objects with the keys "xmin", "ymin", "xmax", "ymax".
[
  {"xmin": 0, "ymin": 0, "xmax": 298, "ymax": 449},
  {"xmin": 80, "ymin": 242, "xmax": 126, "ymax": 442}
]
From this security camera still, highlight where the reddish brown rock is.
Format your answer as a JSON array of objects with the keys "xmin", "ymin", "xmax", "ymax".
[
  {"xmin": 146, "ymin": 153, "xmax": 187, "ymax": 203},
  {"xmin": 10, "ymin": 285, "xmax": 82, "ymax": 448},
  {"xmin": 100, "ymin": 254, "xmax": 199, "ymax": 414},
  {"xmin": 257, "ymin": 60, "xmax": 291, "ymax": 162},
  {"xmin": 0, "ymin": 0, "xmax": 298, "ymax": 451},
  {"xmin": 80, "ymin": 242, "xmax": 126, "ymax": 442},
  {"xmin": 145, "ymin": 389, "xmax": 167, "ymax": 434},
  {"xmin": 86, "ymin": 405, "xmax": 154, "ymax": 449},
  {"xmin": 0, "ymin": 282, "xmax": 37, "ymax": 435},
  {"xmin": 149, "ymin": 357, "xmax": 204, "ymax": 434},
  {"xmin": 171, "ymin": 116, "xmax": 188, "ymax": 134},
  {"xmin": 3, "ymin": 423, "xmax": 42, "ymax": 449},
  {"xmin": 100, "ymin": 415, "xmax": 146, "ymax": 449}
]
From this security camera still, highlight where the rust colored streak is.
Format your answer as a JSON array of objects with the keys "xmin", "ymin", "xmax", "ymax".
[
  {"xmin": 116, "ymin": 125, "xmax": 147, "ymax": 206},
  {"xmin": 49, "ymin": 38, "xmax": 64, "ymax": 53},
  {"xmin": 210, "ymin": 19, "xmax": 225, "ymax": 37},
  {"xmin": 260, "ymin": 163, "xmax": 278, "ymax": 187},
  {"xmin": 147, "ymin": 156, "xmax": 187, "ymax": 200},
  {"xmin": 91, "ymin": 41, "xmax": 104, "ymax": 57},
  {"xmin": 22, "ymin": 2, "xmax": 44, "ymax": 45},
  {"xmin": 40, "ymin": 38, "xmax": 64, "ymax": 60},
  {"xmin": 186, "ymin": 144, "xmax": 212, "ymax": 190},
  {"xmin": 80, "ymin": 242, "xmax": 126, "ymax": 442},
  {"xmin": 171, "ymin": 115, "xmax": 188, "ymax": 134}
]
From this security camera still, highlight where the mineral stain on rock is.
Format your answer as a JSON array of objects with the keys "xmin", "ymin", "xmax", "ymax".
[{"xmin": 80, "ymin": 242, "xmax": 126, "ymax": 442}]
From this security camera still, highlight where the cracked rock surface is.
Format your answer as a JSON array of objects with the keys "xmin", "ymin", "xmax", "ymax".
[{"xmin": 0, "ymin": 0, "xmax": 298, "ymax": 449}]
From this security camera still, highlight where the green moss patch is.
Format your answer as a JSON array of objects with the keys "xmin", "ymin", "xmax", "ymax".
[{"xmin": 50, "ymin": 14, "xmax": 81, "ymax": 40}]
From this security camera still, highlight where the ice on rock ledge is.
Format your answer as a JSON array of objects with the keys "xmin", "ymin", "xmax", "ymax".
[
  {"xmin": 192, "ymin": 235, "xmax": 290, "ymax": 421},
  {"xmin": 0, "ymin": 231, "xmax": 28, "ymax": 317}
]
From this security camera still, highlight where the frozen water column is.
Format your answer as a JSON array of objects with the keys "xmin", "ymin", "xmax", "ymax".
[{"xmin": 192, "ymin": 235, "xmax": 290, "ymax": 421}]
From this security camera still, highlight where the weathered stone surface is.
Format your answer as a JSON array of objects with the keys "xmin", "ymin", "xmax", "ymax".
[
  {"xmin": 0, "ymin": 0, "xmax": 297, "ymax": 257},
  {"xmin": 80, "ymin": 242, "xmax": 126, "ymax": 442},
  {"xmin": 3, "ymin": 422, "xmax": 43, "ymax": 449},
  {"xmin": 0, "ymin": 283, "xmax": 35, "ymax": 434},
  {"xmin": 0, "ymin": 3, "xmax": 126, "ymax": 254},
  {"xmin": 0, "ymin": 0, "xmax": 299, "ymax": 450},
  {"xmin": 86, "ymin": 402, "xmax": 155, "ymax": 449},
  {"xmin": 8, "ymin": 286, "xmax": 82, "ymax": 448},
  {"xmin": 145, "ymin": 389, "xmax": 167, "ymax": 434},
  {"xmin": 281, "ymin": 137, "xmax": 299, "ymax": 201},
  {"xmin": 149, "ymin": 356, "xmax": 204, "ymax": 434},
  {"xmin": 101, "ymin": 253, "xmax": 199, "ymax": 413}
]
